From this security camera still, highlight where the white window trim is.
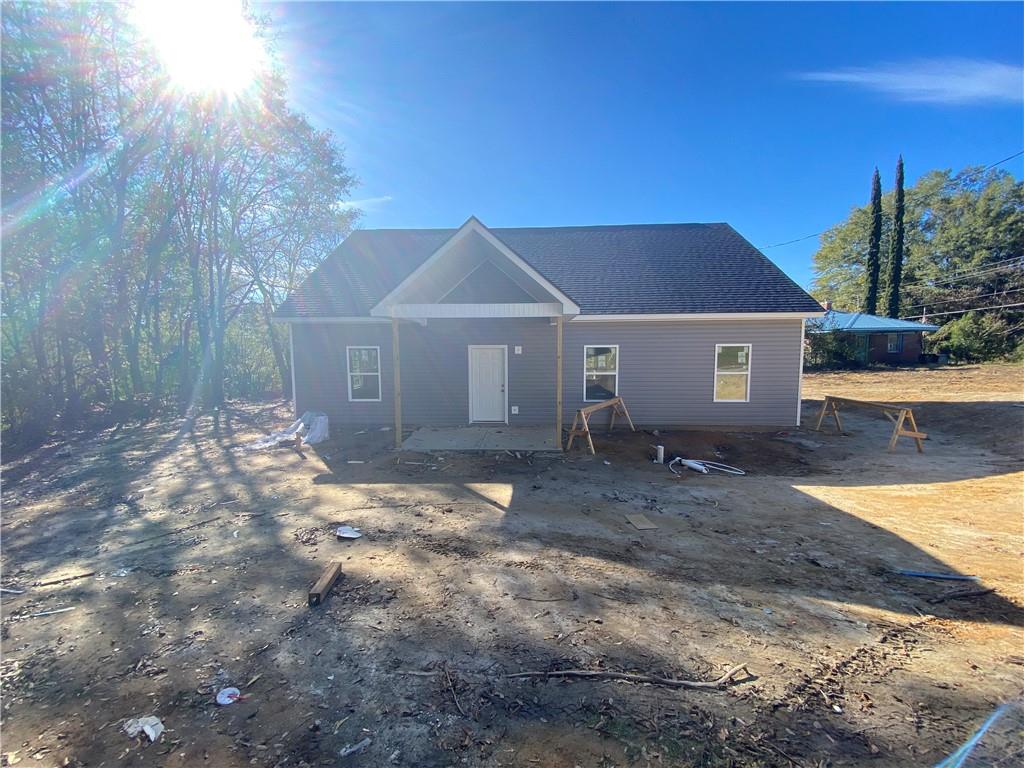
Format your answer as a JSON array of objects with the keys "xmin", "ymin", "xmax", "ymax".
[
  {"xmin": 346, "ymin": 345, "xmax": 382, "ymax": 402},
  {"xmin": 713, "ymin": 343, "xmax": 752, "ymax": 403},
  {"xmin": 583, "ymin": 344, "xmax": 619, "ymax": 402}
]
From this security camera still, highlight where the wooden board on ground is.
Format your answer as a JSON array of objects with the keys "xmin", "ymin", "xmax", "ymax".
[
  {"xmin": 625, "ymin": 513, "xmax": 658, "ymax": 531},
  {"xmin": 814, "ymin": 394, "xmax": 926, "ymax": 453},
  {"xmin": 308, "ymin": 560, "xmax": 344, "ymax": 607}
]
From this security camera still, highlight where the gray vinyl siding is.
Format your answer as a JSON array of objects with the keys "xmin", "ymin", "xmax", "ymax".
[
  {"xmin": 292, "ymin": 322, "xmax": 395, "ymax": 425},
  {"xmin": 291, "ymin": 317, "xmax": 803, "ymax": 429},
  {"xmin": 563, "ymin": 319, "xmax": 803, "ymax": 427}
]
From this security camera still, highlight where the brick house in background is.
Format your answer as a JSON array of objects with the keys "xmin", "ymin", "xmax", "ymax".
[{"xmin": 808, "ymin": 309, "xmax": 940, "ymax": 365}]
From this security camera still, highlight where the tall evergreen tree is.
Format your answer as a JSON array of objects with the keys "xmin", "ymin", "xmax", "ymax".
[
  {"xmin": 863, "ymin": 167, "xmax": 883, "ymax": 315},
  {"xmin": 883, "ymin": 155, "xmax": 906, "ymax": 318}
]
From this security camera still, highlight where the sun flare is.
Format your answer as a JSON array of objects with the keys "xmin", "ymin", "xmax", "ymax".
[{"xmin": 130, "ymin": 0, "xmax": 267, "ymax": 96}]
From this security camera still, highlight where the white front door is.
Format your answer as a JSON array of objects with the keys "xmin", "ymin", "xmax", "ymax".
[{"xmin": 468, "ymin": 345, "xmax": 507, "ymax": 423}]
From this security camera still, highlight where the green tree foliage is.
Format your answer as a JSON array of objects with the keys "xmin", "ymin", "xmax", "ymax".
[
  {"xmin": 863, "ymin": 168, "xmax": 882, "ymax": 314},
  {"xmin": 1, "ymin": 3, "xmax": 358, "ymax": 435},
  {"xmin": 804, "ymin": 331, "xmax": 862, "ymax": 370},
  {"xmin": 882, "ymin": 155, "xmax": 906, "ymax": 318},
  {"xmin": 812, "ymin": 164, "xmax": 1024, "ymax": 361}
]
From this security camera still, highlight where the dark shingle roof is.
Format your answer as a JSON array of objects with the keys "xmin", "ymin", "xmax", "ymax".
[{"xmin": 276, "ymin": 223, "xmax": 822, "ymax": 317}]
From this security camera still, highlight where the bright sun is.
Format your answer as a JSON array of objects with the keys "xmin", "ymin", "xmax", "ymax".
[{"xmin": 131, "ymin": 0, "xmax": 267, "ymax": 96}]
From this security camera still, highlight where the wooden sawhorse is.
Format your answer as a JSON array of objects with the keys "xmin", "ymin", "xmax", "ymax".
[
  {"xmin": 815, "ymin": 395, "xmax": 926, "ymax": 452},
  {"xmin": 565, "ymin": 396, "xmax": 636, "ymax": 454}
]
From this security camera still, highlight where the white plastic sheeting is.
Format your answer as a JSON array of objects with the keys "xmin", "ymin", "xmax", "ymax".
[{"xmin": 244, "ymin": 411, "xmax": 329, "ymax": 451}]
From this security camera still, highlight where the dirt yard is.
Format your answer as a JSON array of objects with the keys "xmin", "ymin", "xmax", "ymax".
[{"xmin": 2, "ymin": 364, "xmax": 1022, "ymax": 767}]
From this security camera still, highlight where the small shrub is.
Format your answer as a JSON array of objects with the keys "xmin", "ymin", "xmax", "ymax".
[{"xmin": 804, "ymin": 332, "xmax": 862, "ymax": 370}]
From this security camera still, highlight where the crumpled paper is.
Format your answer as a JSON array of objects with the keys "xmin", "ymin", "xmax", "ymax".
[{"xmin": 123, "ymin": 716, "xmax": 164, "ymax": 741}]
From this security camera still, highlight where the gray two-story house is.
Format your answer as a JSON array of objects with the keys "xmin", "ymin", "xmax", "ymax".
[{"xmin": 275, "ymin": 217, "xmax": 823, "ymax": 446}]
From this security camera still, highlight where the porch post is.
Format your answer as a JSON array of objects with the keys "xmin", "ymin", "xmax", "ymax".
[
  {"xmin": 555, "ymin": 315, "xmax": 564, "ymax": 450},
  {"xmin": 392, "ymin": 318, "xmax": 402, "ymax": 449}
]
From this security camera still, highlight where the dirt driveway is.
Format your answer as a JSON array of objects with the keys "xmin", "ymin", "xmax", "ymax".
[{"xmin": 2, "ymin": 364, "xmax": 1022, "ymax": 767}]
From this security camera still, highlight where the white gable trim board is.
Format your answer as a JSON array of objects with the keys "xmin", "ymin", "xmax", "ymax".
[{"xmin": 370, "ymin": 217, "xmax": 580, "ymax": 317}]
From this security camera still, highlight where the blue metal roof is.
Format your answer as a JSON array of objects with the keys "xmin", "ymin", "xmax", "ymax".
[{"xmin": 808, "ymin": 310, "xmax": 940, "ymax": 334}]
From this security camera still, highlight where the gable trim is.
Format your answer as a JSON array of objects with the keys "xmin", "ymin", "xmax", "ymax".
[{"xmin": 370, "ymin": 217, "xmax": 580, "ymax": 317}]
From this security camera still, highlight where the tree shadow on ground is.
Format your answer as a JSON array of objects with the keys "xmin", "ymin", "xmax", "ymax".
[{"xmin": 2, "ymin": 397, "xmax": 1021, "ymax": 767}]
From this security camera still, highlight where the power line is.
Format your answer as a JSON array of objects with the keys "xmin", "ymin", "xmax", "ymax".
[
  {"xmin": 901, "ymin": 260, "xmax": 1024, "ymax": 289},
  {"xmin": 903, "ymin": 301, "xmax": 1024, "ymax": 320},
  {"xmin": 760, "ymin": 149, "xmax": 1024, "ymax": 250},
  {"xmin": 905, "ymin": 287, "xmax": 1024, "ymax": 309}
]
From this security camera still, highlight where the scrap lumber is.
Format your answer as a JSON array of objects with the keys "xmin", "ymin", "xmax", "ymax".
[
  {"xmin": 625, "ymin": 513, "xmax": 658, "ymax": 530},
  {"xmin": 506, "ymin": 662, "xmax": 749, "ymax": 690},
  {"xmin": 814, "ymin": 395, "xmax": 926, "ymax": 453},
  {"xmin": 308, "ymin": 560, "xmax": 344, "ymax": 607},
  {"xmin": 565, "ymin": 396, "xmax": 636, "ymax": 454}
]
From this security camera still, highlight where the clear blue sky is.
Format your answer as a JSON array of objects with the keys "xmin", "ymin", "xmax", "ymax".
[{"xmin": 268, "ymin": 1, "xmax": 1024, "ymax": 289}]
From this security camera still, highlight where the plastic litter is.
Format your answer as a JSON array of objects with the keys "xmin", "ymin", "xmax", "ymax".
[
  {"xmin": 123, "ymin": 716, "xmax": 164, "ymax": 741},
  {"xmin": 653, "ymin": 445, "xmax": 665, "ymax": 464},
  {"xmin": 243, "ymin": 411, "xmax": 329, "ymax": 451},
  {"xmin": 335, "ymin": 525, "xmax": 363, "ymax": 540},
  {"xmin": 216, "ymin": 686, "xmax": 242, "ymax": 705},
  {"xmin": 340, "ymin": 737, "xmax": 372, "ymax": 757}
]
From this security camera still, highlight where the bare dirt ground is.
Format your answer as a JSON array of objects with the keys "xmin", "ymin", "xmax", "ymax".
[{"xmin": 2, "ymin": 364, "xmax": 1022, "ymax": 767}]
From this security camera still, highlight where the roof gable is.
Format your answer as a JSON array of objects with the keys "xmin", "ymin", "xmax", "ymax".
[{"xmin": 369, "ymin": 218, "xmax": 579, "ymax": 317}]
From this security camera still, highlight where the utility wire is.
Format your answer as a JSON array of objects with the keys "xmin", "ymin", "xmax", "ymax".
[
  {"xmin": 759, "ymin": 149, "xmax": 1024, "ymax": 250},
  {"xmin": 903, "ymin": 301, "xmax": 1024, "ymax": 320},
  {"xmin": 900, "ymin": 254, "xmax": 1022, "ymax": 287},
  {"xmin": 905, "ymin": 262, "xmax": 1024, "ymax": 290},
  {"xmin": 905, "ymin": 287, "xmax": 1024, "ymax": 309},
  {"xmin": 901, "ymin": 262, "xmax": 1023, "ymax": 289}
]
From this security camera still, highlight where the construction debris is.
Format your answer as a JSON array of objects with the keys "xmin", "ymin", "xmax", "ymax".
[
  {"xmin": 123, "ymin": 716, "xmax": 164, "ymax": 741},
  {"xmin": 335, "ymin": 525, "xmax": 363, "ymax": 539},
  {"xmin": 308, "ymin": 560, "xmax": 344, "ymax": 607},
  {"xmin": 505, "ymin": 662, "xmax": 750, "ymax": 690},
  {"xmin": 243, "ymin": 411, "xmax": 329, "ymax": 451},
  {"xmin": 339, "ymin": 737, "xmax": 372, "ymax": 758},
  {"xmin": 625, "ymin": 513, "xmax": 658, "ymax": 531},
  {"xmin": 668, "ymin": 457, "xmax": 746, "ymax": 476}
]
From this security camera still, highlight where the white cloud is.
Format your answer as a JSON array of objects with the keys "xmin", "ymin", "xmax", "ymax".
[
  {"xmin": 799, "ymin": 58, "xmax": 1023, "ymax": 104},
  {"xmin": 335, "ymin": 195, "xmax": 393, "ymax": 212}
]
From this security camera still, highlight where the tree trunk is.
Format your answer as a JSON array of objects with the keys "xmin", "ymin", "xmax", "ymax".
[
  {"xmin": 262, "ymin": 300, "xmax": 289, "ymax": 396},
  {"xmin": 58, "ymin": 321, "xmax": 80, "ymax": 428}
]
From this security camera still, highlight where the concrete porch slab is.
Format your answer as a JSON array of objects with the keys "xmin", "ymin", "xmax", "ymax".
[{"xmin": 401, "ymin": 426, "xmax": 561, "ymax": 452}]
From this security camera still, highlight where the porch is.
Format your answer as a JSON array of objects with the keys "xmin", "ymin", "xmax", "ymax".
[{"xmin": 401, "ymin": 425, "xmax": 561, "ymax": 452}]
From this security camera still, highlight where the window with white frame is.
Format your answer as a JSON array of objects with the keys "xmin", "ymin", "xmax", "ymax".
[
  {"xmin": 714, "ymin": 344, "xmax": 751, "ymax": 402},
  {"xmin": 347, "ymin": 346, "xmax": 381, "ymax": 401},
  {"xmin": 887, "ymin": 333, "xmax": 903, "ymax": 353},
  {"xmin": 584, "ymin": 345, "xmax": 618, "ymax": 402}
]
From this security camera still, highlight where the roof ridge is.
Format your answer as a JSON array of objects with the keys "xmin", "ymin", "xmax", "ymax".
[{"xmin": 356, "ymin": 222, "xmax": 730, "ymax": 233}]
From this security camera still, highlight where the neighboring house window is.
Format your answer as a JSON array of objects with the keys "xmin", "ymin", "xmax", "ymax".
[
  {"xmin": 714, "ymin": 344, "xmax": 751, "ymax": 402},
  {"xmin": 887, "ymin": 333, "xmax": 903, "ymax": 353},
  {"xmin": 347, "ymin": 346, "xmax": 381, "ymax": 401},
  {"xmin": 584, "ymin": 345, "xmax": 618, "ymax": 402}
]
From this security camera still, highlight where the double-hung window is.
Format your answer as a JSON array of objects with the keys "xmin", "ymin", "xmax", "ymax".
[
  {"xmin": 714, "ymin": 344, "xmax": 751, "ymax": 402},
  {"xmin": 347, "ymin": 346, "xmax": 381, "ymax": 402},
  {"xmin": 584, "ymin": 345, "xmax": 618, "ymax": 402}
]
